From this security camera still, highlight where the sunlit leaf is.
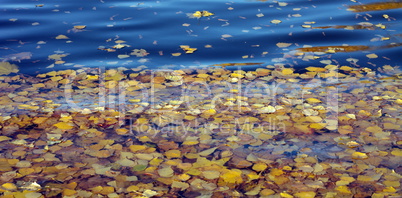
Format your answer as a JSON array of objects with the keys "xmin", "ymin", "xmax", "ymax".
[
  {"xmin": 270, "ymin": 19, "xmax": 282, "ymax": 24},
  {"xmin": 277, "ymin": 43, "xmax": 292, "ymax": 48},
  {"xmin": 171, "ymin": 53, "xmax": 181, "ymax": 56},
  {"xmin": 202, "ymin": 11, "xmax": 214, "ymax": 17},
  {"xmin": 73, "ymin": 25, "xmax": 86, "ymax": 30},
  {"xmin": 192, "ymin": 11, "xmax": 202, "ymax": 18},
  {"xmin": 56, "ymin": 35, "xmax": 69, "ymax": 39},
  {"xmin": 366, "ymin": 53, "xmax": 378, "ymax": 59},
  {"xmin": 118, "ymin": 54, "xmax": 130, "ymax": 59}
]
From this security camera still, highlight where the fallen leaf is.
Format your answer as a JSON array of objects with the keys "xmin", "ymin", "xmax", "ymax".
[
  {"xmin": 0, "ymin": 62, "xmax": 19, "ymax": 75},
  {"xmin": 56, "ymin": 35, "xmax": 69, "ymax": 39}
]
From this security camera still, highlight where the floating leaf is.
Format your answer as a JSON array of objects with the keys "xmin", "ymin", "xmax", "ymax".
[
  {"xmin": 276, "ymin": 43, "xmax": 292, "ymax": 48},
  {"xmin": 221, "ymin": 34, "xmax": 232, "ymax": 38},
  {"xmin": 180, "ymin": 45, "xmax": 197, "ymax": 54},
  {"xmin": 366, "ymin": 53, "xmax": 378, "ymax": 59},
  {"xmin": 1, "ymin": 183, "xmax": 17, "ymax": 191},
  {"xmin": 192, "ymin": 10, "xmax": 214, "ymax": 18},
  {"xmin": 201, "ymin": 11, "xmax": 214, "ymax": 17},
  {"xmin": 118, "ymin": 54, "xmax": 130, "ymax": 59},
  {"xmin": 171, "ymin": 53, "xmax": 181, "ymax": 56},
  {"xmin": 192, "ymin": 11, "xmax": 202, "ymax": 18},
  {"xmin": 73, "ymin": 25, "xmax": 86, "ymax": 30},
  {"xmin": 270, "ymin": 19, "xmax": 282, "ymax": 24},
  {"xmin": 56, "ymin": 35, "xmax": 69, "ymax": 39}
]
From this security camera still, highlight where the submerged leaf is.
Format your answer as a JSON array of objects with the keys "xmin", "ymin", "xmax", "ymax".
[{"xmin": 0, "ymin": 62, "xmax": 19, "ymax": 75}]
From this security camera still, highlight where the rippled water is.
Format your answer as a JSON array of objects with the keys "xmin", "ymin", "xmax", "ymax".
[{"xmin": 1, "ymin": 0, "xmax": 402, "ymax": 74}]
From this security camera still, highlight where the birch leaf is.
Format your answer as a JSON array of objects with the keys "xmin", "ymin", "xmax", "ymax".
[{"xmin": 0, "ymin": 62, "xmax": 19, "ymax": 75}]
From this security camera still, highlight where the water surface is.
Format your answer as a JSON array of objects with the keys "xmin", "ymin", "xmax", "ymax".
[{"xmin": 1, "ymin": 0, "xmax": 401, "ymax": 73}]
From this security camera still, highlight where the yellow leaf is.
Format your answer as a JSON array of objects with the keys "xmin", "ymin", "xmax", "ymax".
[
  {"xmin": 282, "ymin": 68, "xmax": 294, "ymax": 75},
  {"xmin": 0, "ymin": 62, "xmax": 19, "ymax": 75},
  {"xmin": 276, "ymin": 43, "xmax": 292, "ymax": 48},
  {"xmin": 165, "ymin": 150, "xmax": 181, "ymax": 158},
  {"xmin": 202, "ymin": 170, "xmax": 220, "ymax": 179},
  {"xmin": 202, "ymin": 11, "xmax": 214, "ymax": 17},
  {"xmin": 171, "ymin": 53, "xmax": 181, "ymax": 56},
  {"xmin": 391, "ymin": 148, "xmax": 402, "ymax": 156},
  {"xmin": 306, "ymin": 98, "xmax": 322, "ymax": 104},
  {"xmin": 305, "ymin": 67, "xmax": 327, "ymax": 72},
  {"xmin": 352, "ymin": 152, "xmax": 368, "ymax": 159},
  {"xmin": 192, "ymin": 11, "xmax": 202, "ymax": 18},
  {"xmin": 129, "ymin": 145, "xmax": 147, "ymax": 152},
  {"xmin": 294, "ymin": 192, "xmax": 316, "ymax": 198},
  {"xmin": 340, "ymin": 66, "xmax": 354, "ymax": 71},
  {"xmin": 118, "ymin": 54, "xmax": 130, "ymax": 59},
  {"xmin": 203, "ymin": 109, "xmax": 217, "ymax": 115},
  {"xmin": 271, "ymin": 19, "xmax": 282, "ymax": 24},
  {"xmin": 366, "ymin": 53, "xmax": 378, "ymax": 59},
  {"xmin": 56, "ymin": 34, "xmax": 69, "ymax": 39},
  {"xmin": 115, "ymin": 40, "xmax": 126, "ymax": 44},
  {"xmin": 113, "ymin": 44, "xmax": 127, "ymax": 49},
  {"xmin": 270, "ymin": 168, "xmax": 284, "ymax": 176},
  {"xmin": 1, "ymin": 183, "xmax": 17, "ymax": 191},
  {"xmin": 0, "ymin": 136, "xmax": 11, "ymax": 142},
  {"xmin": 74, "ymin": 25, "xmax": 86, "ymax": 30},
  {"xmin": 252, "ymin": 162, "xmax": 268, "ymax": 171},
  {"xmin": 182, "ymin": 140, "xmax": 199, "ymax": 146},
  {"xmin": 221, "ymin": 169, "xmax": 243, "ymax": 184},
  {"xmin": 336, "ymin": 186, "xmax": 352, "ymax": 194},
  {"xmin": 158, "ymin": 166, "xmax": 174, "ymax": 177},
  {"xmin": 54, "ymin": 122, "xmax": 74, "ymax": 130},
  {"xmin": 280, "ymin": 192, "xmax": 294, "ymax": 198}
]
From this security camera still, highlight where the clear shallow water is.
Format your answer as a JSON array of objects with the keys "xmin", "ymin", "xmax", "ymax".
[{"xmin": 1, "ymin": 0, "xmax": 402, "ymax": 74}]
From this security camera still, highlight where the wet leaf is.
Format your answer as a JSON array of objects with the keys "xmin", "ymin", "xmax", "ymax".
[
  {"xmin": 201, "ymin": 11, "xmax": 214, "ymax": 17},
  {"xmin": 366, "ymin": 53, "xmax": 378, "ymax": 59},
  {"xmin": 54, "ymin": 122, "xmax": 74, "ymax": 130},
  {"xmin": 74, "ymin": 25, "xmax": 86, "ymax": 30},
  {"xmin": 56, "ymin": 35, "xmax": 69, "ymax": 39},
  {"xmin": 270, "ymin": 19, "xmax": 282, "ymax": 24},
  {"xmin": 277, "ymin": 42, "xmax": 292, "ymax": 48},
  {"xmin": 158, "ymin": 166, "xmax": 174, "ymax": 177},
  {"xmin": 0, "ymin": 62, "xmax": 19, "ymax": 75},
  {"xmin": 220, "ymin": 169, "xmax": 243, "ymax": 184},
  {"xmin": 171, "ymin": 53, "xmax": 181, "ymax": 56}
]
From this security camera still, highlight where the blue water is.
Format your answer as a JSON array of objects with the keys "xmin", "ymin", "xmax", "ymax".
[{"xmin": 1, "ymin": 0, "xmax": 401, "ymax": 74}]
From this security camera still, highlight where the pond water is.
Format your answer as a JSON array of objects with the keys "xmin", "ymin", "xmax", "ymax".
[
  {"xmin": 1, "ymin": 1, "xmax": 402, "ymax": 197},
  {"xmin": 1, "ymin": 0, "xmax": 402, "ymax": 74}
]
